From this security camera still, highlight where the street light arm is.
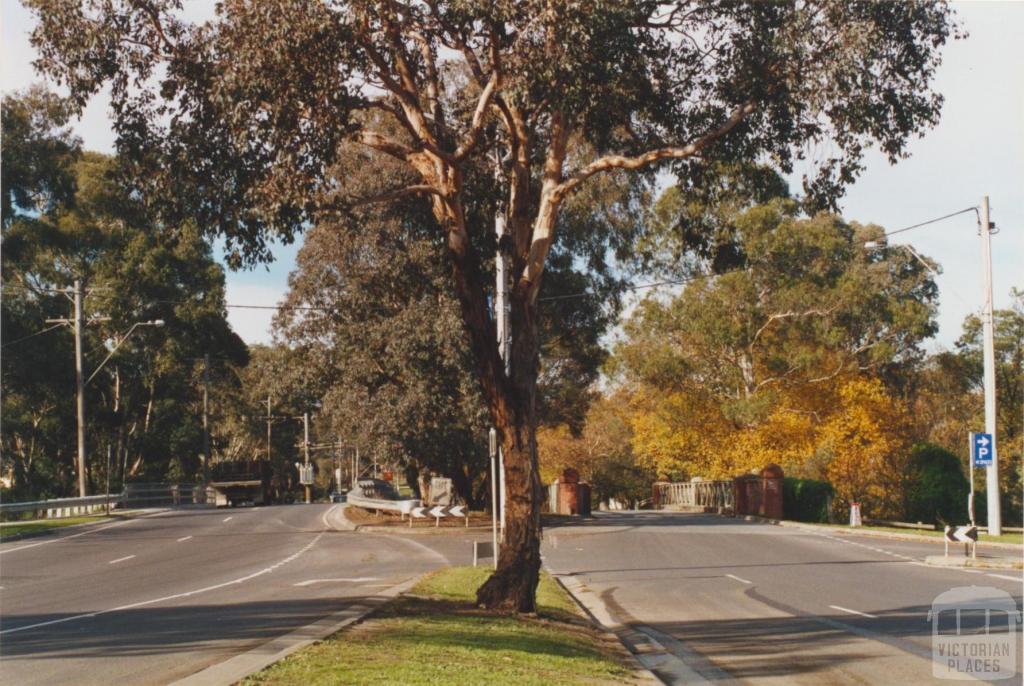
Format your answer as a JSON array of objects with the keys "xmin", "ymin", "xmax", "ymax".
[{"xmin": 85, "ymin": 320, "xmax": 164, "ymax": 385}]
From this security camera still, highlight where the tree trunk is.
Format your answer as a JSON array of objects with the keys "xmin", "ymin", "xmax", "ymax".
[
  {"xmin": 444, "ymin": 228, "xmax": 543, "ymax": 613},
  {"xmin": 475, "ymin": 285, "xmax": 543, "ymax": 613}
]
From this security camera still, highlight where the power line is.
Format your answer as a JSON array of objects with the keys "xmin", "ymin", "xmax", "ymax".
[
  {"xmin": 1, "ymin": 323, "xmax": 66, "ymax": 348},
  {"xmin": 1, "ymin": 204, "xmax": 978, "ymax": 310},
  {"xmin": 881, "ymin": 206, "xmax": 977, "ymax": 238}
]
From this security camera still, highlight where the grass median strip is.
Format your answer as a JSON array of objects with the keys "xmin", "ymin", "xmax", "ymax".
[
  {"xmin": 241, "ymin": 566, "xmax": 640, "ymax": 686},
  {"xmin": 0, "ymin": 514, "xmax": 109, "ymax": 540}
]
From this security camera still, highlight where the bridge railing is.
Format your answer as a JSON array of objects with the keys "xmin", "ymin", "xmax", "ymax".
[
  {"xmin": 1, "ymin": 483, "xmax": 216, "ymax": 520},
  {"xmin": 653, "ymin": 480, "xmax": 734, "ymax": 511}
]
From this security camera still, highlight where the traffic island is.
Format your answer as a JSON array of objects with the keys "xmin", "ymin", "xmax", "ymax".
[
  {"xmin": 341, "ymin": 503, "xmax": 493, "ymax": 533},
  {"xmin": 240, "ymin": 566, "xmax": 653, "ymax": 686},
  {"xmin": 924, "ymin": 554, "xmax": 1023, "ymax": 570}
]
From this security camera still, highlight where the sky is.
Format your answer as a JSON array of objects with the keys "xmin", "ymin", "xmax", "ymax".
[{"xmin": 3, "ymin": 0, "xmax": 1021, "ymax": 350}]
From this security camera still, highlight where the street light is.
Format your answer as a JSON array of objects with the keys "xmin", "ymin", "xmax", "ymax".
[
  {"xmin": 45, "ymin": 313, "xmax": 165, "ymax": 497},
  {"xmin": 86, "ymin": 320, "xmax": 165, "ymax": 385}
]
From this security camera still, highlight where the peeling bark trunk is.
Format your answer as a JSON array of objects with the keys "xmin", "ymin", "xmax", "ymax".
[
  {"xmin": 443, "ymin": 224, "xmax": 542, "ymax": 613},
  {"xmin": 476, "ymin": 284, "xmax": 543, "ymax": 612}
]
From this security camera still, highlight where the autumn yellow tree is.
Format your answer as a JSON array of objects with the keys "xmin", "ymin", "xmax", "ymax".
[{"xmin": 821, "ymin": 377, "xmax": 913, "ymax": 519}]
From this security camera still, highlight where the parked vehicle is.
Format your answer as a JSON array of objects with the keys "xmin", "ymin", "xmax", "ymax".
[{"xmin": 208, "ymin": 460, "xmax": 273, "ymax": 507}]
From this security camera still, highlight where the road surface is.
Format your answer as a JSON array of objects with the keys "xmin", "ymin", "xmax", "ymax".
[
  {"xmin": 0, "ymin": 504, "xmax": 470, "ymax": 685},
  {"xmin": 543, "ymin": 511, "xmax": 1023, "ymax": 685}
]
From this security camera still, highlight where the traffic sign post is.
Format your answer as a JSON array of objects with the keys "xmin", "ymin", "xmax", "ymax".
[
  {"xmin": 944, "ymin": 524, "xmax": 978, "ymax": 559},
  {"xmin": 409, "ymin": 504, "xmax": 467, "ymax": 528},
  {"xmin": 972, "ymin": 432, "xmax": 993, "ymax": 467},
  {"xmin": 968, "ymin": 432, "xmax": 993, "ymax": 527}
]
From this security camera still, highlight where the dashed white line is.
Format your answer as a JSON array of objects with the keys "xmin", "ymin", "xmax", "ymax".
[
  {"xmin": 725, "ymin": 574, "xmax": 752, "ymax": 584},
  {"xmin": 829, "ymin": 605, "xmax": 878, "ymax": 619},
  {"xmin": 177, "ymin": 536, "xmax": 193, "ymax": 542},
  {"xmin": 1, "ymin": 530, "xmax": 326, "ymax": 636},
  {"xmin": 222, "ymin": 516, "xmax": 233, "ymax": 522},
  {"xmin": 108, "ymin": 555, "xmax": 136, "ymax": 564}
]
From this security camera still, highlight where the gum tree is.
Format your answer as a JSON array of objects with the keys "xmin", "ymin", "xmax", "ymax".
[{"xmin": 28, "ymin": 0, "xmax": 957, "ymax": 611}]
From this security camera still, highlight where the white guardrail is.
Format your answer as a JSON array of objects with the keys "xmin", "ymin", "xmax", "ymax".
[
  {"xmin": 345, "ymin": 492, "xmax": 420, "ymax": 515},
  {"xmin": 1, "ymin": 483, "xmax": 215, "ymax": 520},
  {"xmin": 0, "ymin": 494, "xmax": 122, "ymax": 519}
]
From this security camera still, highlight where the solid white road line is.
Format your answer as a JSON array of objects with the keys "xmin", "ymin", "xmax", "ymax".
[
  {"xmin": 108, "ymin": 555, "xmax": 136, "ymax": 564},
  {"xmin": 987, "ymin": 573, "xmax": 1023, "ymax": 582},
  {"xmin": 829, "ymin": 605, "xmax": 878, "ymax": 619},
  {"xmin": 725, "ymin": 574, "xmax": 752, "ymax": 584},
  {"xmin": 293, "ymin": 577, "xmax": 383, "ymax": 587},
  {"xmin": 177, "ymin": 536, "xmax": 193, "ymax": 542},
  {"xmin": 0, "ymin": 530, "xmax": 327, "ymax": 636}
]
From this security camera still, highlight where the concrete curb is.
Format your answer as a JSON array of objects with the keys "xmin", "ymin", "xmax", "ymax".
[
  {"xmin": 552, "ymin": 572, "xmax": 717, "ymax": 685},
  {"xmin": 924, "ymin": 554, "xmax": 1023, "ymax": 570},
  {"xmin": 549, "ymin": 574, "xmax": 664, "ymax": 685},
  {"xmin": 168, "ymin": 575, "xmax": 425, "ymax": 686},
  {"xmin": 732, "ymin": 514, "xmax": 1024, "ymax": 551}
]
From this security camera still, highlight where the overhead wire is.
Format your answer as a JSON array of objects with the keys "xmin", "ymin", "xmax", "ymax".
[{"xmin": 0, "ymin": 204, "xmax": 979, "ymax": 310}]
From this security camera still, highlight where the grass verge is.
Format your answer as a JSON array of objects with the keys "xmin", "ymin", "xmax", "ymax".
[
  {"xmin": 241, "ymin": 566, "xmax": 639, "ymax": 686},
  {"xmin": 0, "ymin": 514, "xmax": 109, "ymax": 540}
]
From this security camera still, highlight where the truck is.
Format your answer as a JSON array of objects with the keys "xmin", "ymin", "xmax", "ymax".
[{"xmin": 208, "ymin": 460, "xmax": 273, "ymax": 507}]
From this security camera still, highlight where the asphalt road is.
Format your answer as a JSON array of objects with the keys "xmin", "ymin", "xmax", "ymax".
[
  {"xmin": 0, "ymin": 504, "xmax": 472, "ymax": 686},
  {"xmin": 543, "ymin": 511, "xmax": 1023, "ymax": 685}
]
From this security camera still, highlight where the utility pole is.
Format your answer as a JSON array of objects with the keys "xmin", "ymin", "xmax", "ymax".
[
  {"xmin": 979, "ymin": 196, "xmax": 1001, "ymax": 536},
  {"xmin": 202, "ymin": 354, "xmax": 211, "ymax": 484},
  {"xmin": 303, "ymin": 412, "xmax": 311, "ymax": 504},
  {"xmin": 495, "ymin": 212, "xmax": 511, "ymax": 540},
  {"xmin": 266, "ymin": 394, "xmax": 272, "ymax": 462},
  {"xmin": 73, "ymin": 280, "xmax": 87, "ymax": 497},
  {"xmin": 46, "ymin": 280, "xmax": 91, "ymax": 497}
]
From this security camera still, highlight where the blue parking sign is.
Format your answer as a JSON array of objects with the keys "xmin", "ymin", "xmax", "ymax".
[{"xmin": 971, "ymin": 432, "xmax": 994, "ymax": 467}]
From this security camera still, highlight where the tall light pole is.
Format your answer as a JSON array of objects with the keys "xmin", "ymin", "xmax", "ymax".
[
  {"xmin": 978, "ymin": 196, "xmax": 1001, "ymax": 536},
  {"xmin": 48, "ymin": 282, "xmax": 162, "ymax": 497},
  {"xmin": 495, "ymin": 211, "xmax": 511, "ymax": 539}
]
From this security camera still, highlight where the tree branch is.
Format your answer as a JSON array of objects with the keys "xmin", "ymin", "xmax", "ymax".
[
  {"xmin": 349, "ymin": 184, "xmax": 443, "ymax": 207},
  {"xmin": 553, "ymin": 100, "xmax": 757, "ymax": 202}
]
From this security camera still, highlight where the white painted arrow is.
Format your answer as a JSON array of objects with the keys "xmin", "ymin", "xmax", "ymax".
[
  {"xmin": 429, "ymin": 505, "xmax": 447, "ymax": 518},
  {"xmin": 293, "ymin": 577, "xmax": 382, "ymax": 587},
  {"xmin": 448, "ymin": 505, "xmax": 465, "ymax": 517},
  {"xmin": 411, "ymin": 507, "xmax": 427, "ymax": 518}
]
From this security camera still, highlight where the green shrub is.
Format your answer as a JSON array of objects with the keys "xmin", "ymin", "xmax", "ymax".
[
  {"xmin": 904, "ymin": 443, "xmax": 969, "ymax": 526},
  {"xmin": 783, "ymin": 477, "xmax": 834, "ymax": 523}
]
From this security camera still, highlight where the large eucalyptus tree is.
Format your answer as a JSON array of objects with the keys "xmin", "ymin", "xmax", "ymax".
[{"xmin": 27, "ymin": 0, "xmax": 957, "ymax": 610}]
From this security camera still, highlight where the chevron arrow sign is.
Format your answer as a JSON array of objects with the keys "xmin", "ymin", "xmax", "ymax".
[{"xmin": 945, "ymin": 525, "xmax": 978, "ymax": 543}]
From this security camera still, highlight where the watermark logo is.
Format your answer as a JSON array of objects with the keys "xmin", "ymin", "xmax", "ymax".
[{"xmin": 929, "ymin": 585, "xmax": 1021, "ymax": 680}]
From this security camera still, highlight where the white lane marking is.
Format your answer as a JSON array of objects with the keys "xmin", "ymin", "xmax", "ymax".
[
  {"xmin": 222, "ymin": 516, "xmax": 233, "ymax": 522},
  {"xmin": 108, "ymin": 555, "xmax": 136, "ymax": 564},
  {"xmin": 0, "ymin": 529, "xmax": 327, "ymax": 636},
  {"xmin": 293, "ymin": 577, "xmax": 383, "ymax": 587},
  {"xmin": 725, "ymin": 574, "xmax": 752, "ymax": 584},
  {"xmin": 830, "ymin": 605, "xmax": 878, "ymax": 619},
  {"xmin": 177, "ymin": 536, "xmax": 193, "ymax": 542},
  {"xmin": 0, "ymin": 518, "xmax": 138, "ymax": 555},
  {"xmin": 987, "ymin": 573, "xmax": 1022, "ymax": 582}
]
